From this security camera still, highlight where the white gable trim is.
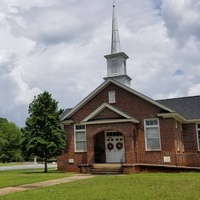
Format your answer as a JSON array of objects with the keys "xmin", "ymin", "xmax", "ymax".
[
  {"xmin": 82, "ymin": 102, "xmax": 139, "ymax": 123},
  {"xmin": 81, "ymin": 118, "xmax": 139, "ymax": 125},
  {"xmin": 60, "ymin": 78, "xmax": 175, "ymax": 121},
  {"xmin": 61, "ymin": 119, "xmax": 74, "ymax": 125}
]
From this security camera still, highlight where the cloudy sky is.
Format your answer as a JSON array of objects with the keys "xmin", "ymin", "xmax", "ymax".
[{"xmin": 0, "ymin": 0, "xmax": 200, "ymax": 127}]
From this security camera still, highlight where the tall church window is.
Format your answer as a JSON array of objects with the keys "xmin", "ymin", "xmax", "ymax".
[
  {"xmin": 144, "ymin": 119, "xmax": 161, "ymax": 151},
  {"xmin": 74, "ymin": 125, "xmax": 86, "ymax": 152}
]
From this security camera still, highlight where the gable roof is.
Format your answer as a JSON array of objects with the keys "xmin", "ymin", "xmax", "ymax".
[
  {"xmin": 157, "ymin": 95, "xmax": 200, "ymax": 120},
  {"xmin": 60, "ymin": 78, "xmax": 174, "ymax": 121},
  {"xmin": 82, "ymin": 103, "xmax": 139, "ymax": 123}
]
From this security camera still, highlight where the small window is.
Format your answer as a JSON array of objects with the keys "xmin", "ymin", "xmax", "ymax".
[
  {"xmin": 75, "ymin": 125, "xmax": 85, "ymax": 130},
  {"xmin": 106, "ymin": 132, "xmax": 122, "ymax": 137},
  {"xmin": 144, "ymin": 119, "xmax": 161, "ymax": 151},
  {"xmin": 74, "ymin": 125, "xmax": 86, "ymax": 152},
  {"xmin": 109, "ymin": 91, "xmax": 116, "ymax": 104},
  {"xmin": 145, "ymin": 120, "xmax": 158, "ymax": 126}
]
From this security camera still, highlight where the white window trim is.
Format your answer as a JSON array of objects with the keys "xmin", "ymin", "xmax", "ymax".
[
  {"xmin": 196, "ymin": 124, "xmax": 200, "ymax": 151},
  {"xmin": 74, "ymin": 124, "xmax": 87, "ymax": 152},
  {"xmin": 144, "ymin": 118, "xmax": 161, "ymax": 151}
]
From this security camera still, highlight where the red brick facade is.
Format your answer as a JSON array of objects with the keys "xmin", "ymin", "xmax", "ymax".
[{"xmin": 57, "ymin": 81, "xmax": 200, "ymax": 173}]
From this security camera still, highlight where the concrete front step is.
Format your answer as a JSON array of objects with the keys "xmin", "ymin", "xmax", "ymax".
[
  {"xmin": 92, "ymin": 163, "xmax": 121, "ymax": 169},
  {"xmin": 90, "ymin": 171, "xmax": 122, "ymax": 175},
  {"xmin": 91, "ymin": 163, "xmax": 122, "ymax": 174}
]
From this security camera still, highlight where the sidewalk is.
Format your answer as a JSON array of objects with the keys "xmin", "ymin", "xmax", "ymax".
[{"xmin": 0, "ymin": 174, "xmax": 95, "ymax": 196}]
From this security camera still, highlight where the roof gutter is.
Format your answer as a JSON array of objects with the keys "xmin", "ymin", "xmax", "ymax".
[{"xmin": 157, "ymin": 113, "xmax": 186, "ymax": 123}]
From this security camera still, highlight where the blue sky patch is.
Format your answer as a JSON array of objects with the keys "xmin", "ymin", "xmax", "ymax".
[{"xmin": 174, "ymin": 69, "xmax": 185, "ymax": 76}]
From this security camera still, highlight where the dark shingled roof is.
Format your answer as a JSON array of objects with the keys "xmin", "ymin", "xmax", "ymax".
[
  {"xmin": 157, "ymin": 95, "xmax": 200, "ymax": 120},
  {"xmin": 60, "ymin": 108, "xmax": 72, "ymax": 120}
]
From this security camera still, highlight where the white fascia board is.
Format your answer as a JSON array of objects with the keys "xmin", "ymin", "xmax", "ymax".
[
  {"xmin": 61, "ymin": 78, "xmax": 174, "ymax": 121},
  {"xmin": 82, "ymin": 102, "xmax": 134, "ymax": 122},
  {"xmin": 61, "ymin": 119, "xmax": 74, "ymax": 125},
  {"xmin": 184, "ymin": 119, "xmax": 200, "ymax": 124},
  {"xmin": 157, "ymin": 113, "xmax": 186, "ymax": 123},
  {"xmin": 81, "ymin": 118, "xmax": 139, "ymax": 125},
  {"xmin": 157, "ymin": 113, "xmax": 200, "ymax": 124}
]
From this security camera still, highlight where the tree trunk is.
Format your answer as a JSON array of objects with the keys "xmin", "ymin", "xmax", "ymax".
[{"xmin": 44, "ymin": 153, "xmax": 48, "ymax": 173}]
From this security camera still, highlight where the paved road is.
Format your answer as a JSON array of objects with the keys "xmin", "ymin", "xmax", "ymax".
[{"xmin": 0, "ymin": 163, "xmax": 57, "ymax": 171}]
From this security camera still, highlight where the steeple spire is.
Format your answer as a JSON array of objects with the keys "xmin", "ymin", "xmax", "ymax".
[
  {"xmin": 104, "ymin": 1, "xmax": 132, "ymax": 87},
  {"xmin": 111, "ymin": 0, "xmax": 121, "ymax": 54}
]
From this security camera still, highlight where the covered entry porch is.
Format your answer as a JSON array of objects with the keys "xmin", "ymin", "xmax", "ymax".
[
  {"xmin": 79, "ymin": 122, "xmax": 138, "ymax": 174},
  {"xmin": 94, "ymin": 131, "xmax": 125, "ymax": 163}
]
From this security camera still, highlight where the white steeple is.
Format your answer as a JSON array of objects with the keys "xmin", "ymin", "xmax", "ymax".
[
  {"xmin": 104, "ymin": 1, "xmax": 132, "ymax": 86},
  {"xmin": 111, "ymin": 1, "xmax": 121, "ymax": 54}
]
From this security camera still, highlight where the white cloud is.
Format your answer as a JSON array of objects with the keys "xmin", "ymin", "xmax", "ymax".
[
  {"xmin": 5, "ymin": 1, "xmax": 110, "ymax": 46},
  {"xmin": 0, "ymin": 50, "xmax": 41, "ymax": 125},
  {"xmin": 0, "ymin": 0, "xmax": 200, "ymax": 126},
  {"xmin": 161, "ymin": 0, "xmax": 200, "ymax": 46},
  {"xmin": 188, "ymin": 83, "xmax": 200, "ymax": 96}
]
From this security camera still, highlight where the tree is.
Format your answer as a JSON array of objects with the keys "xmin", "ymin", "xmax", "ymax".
[
  {"xmin": 0, "ymin": 118, "xmax": 23, "ymax": 163},
  {"xmin": 23, "ymin": 91, "xmax": 65, "ymax": 172}
]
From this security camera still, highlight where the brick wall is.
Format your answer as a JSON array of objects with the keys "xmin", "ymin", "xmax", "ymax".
[
  {"xmin": 57, "ymin": 82, "xmax": 199, "ymax": 172},
  {"xmin": 182, "ymin": 124, "xmax": 197, "ymax": 152},
  {"xmin": 93, "ymin": 107, "xmax": 123, "ymax": 120},
  {"xmin": 70, "ymin": 83, "xmax": 162, "ymax": 123}
]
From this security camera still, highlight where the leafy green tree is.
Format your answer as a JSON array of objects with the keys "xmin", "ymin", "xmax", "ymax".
[
  {"xmin": 23, "ymin": 91, "xmax": 65, "ymax": 172},
  {"xmin": 0, "ymin": 118, "xmax": 23, "ymax": 163}
]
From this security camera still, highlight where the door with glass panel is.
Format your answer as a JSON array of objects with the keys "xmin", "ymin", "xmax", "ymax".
[{"xmin": 105, "ymin": 131, "xmax": 125, "ymax": 163}]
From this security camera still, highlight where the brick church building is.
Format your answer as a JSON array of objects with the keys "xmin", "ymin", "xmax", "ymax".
[{"xmin": 57, "ymin": 3, "xmax": 200, "ymax": 173}]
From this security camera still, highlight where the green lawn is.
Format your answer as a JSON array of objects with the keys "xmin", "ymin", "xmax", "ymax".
[
  {"xmin": 1, "ymin": 172, "xmax": 200, "ymax": 200},
  {"xmin": 0, "ymin": 169, "xmax": 73, "ymax": 188}
]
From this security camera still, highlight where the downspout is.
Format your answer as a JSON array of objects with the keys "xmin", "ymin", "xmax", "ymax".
[
  {"xmin": 133, "ymin": 125, "xmax": 138, "ymax": 164},
  {"xmin": 175, "ymin": 120, "xmax": 180, "ymax": 166}
]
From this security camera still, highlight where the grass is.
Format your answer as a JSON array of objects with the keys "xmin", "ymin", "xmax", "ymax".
[
  {"xmin": 0, "ymin": 169, "xmax": 73, "ymax": 188},
  {"xmin": 1, "ymin": 172, "xmax": 200, "ymax": 200}
]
